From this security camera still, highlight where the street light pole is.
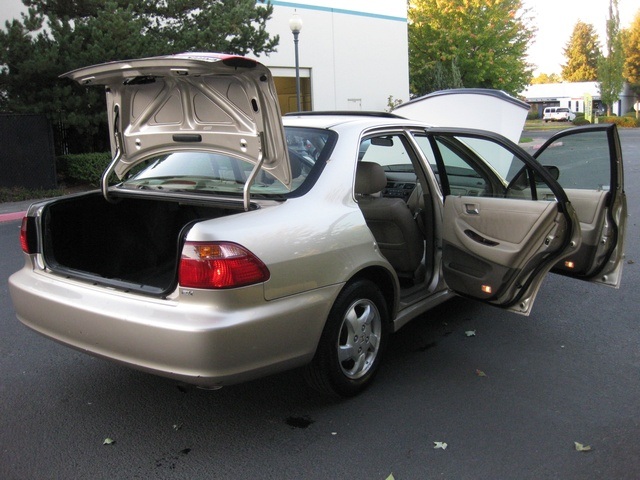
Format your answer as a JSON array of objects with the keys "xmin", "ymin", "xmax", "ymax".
[{"xmin": 289, "ymin": 12, "xmax": 303, "ymax": 112}]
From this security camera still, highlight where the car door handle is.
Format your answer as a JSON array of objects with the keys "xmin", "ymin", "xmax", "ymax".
[
  {"xmin": 465, "ymin": 204, "xmax": 480, "ymax": 215},
  {"xmin": 464, "ymin": 229, "xmax": 500, "ymax": 246}
]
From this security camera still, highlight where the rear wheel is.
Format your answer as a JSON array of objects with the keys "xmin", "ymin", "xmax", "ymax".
[{"xmin": 304, "ymin": 279, "xmax": 389, "ymax": 397}]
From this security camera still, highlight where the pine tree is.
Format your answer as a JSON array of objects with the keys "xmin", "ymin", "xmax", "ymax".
[
  {"xmin": 561, "ymin": 21, "xmax": 601, "ymax": 82},
  {"xmin": 0, "ymin": 0, "xmax": 279, "ymax": 152},
  {"xmin": 599, "ymin": 0, "xmax": 625, "ymax": 116}
]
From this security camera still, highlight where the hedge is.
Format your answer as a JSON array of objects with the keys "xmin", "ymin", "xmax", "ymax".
[
  {"xmin": 597, "ymin": 116, "xmax": 639, "ymax": 128},
  {"xmin": 573, "ymin": 118, "xmax": 591, "ymax": 126},
  {"xmin": 57, "ymin": 152, "xmax": 112, "ymax": 186}
]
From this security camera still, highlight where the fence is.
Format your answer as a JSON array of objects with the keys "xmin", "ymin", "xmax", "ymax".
[{"xmin": 0, "ymin": 114, "xmax": 57, "ymax": 190}]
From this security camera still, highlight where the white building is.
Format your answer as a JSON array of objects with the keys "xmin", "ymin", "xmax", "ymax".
[
  {"xmin": 521, "ymin": 82, "xmax": 635, "ymax": 117},
  {"xmin": 254, "ymin": 0, "xmax": 410, "ymax": 114}
]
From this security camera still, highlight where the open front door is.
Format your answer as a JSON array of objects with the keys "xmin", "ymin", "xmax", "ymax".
[
  {"xmin": 532, "ymin": 124, "xmax": 626, "ymax": 287},
  {"xmin": 423, "ymin": 125, "xmax": 625, "ymax": 315},
  {"xmin": 418, "ymin": 128, "xmax": 583, "ymax": 315}
]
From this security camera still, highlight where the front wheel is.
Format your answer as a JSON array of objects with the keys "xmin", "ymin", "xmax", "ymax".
[{"xmin": 304, "ymin": 279, "xmax": 389, "ymax": 397}]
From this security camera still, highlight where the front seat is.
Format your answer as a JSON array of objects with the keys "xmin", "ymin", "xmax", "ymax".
[{"xmin": 355, "ymin": 162, "xmax": 424, "ymax": 275}]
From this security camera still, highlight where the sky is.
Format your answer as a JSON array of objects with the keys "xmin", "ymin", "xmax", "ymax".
[
  {"xmin": 0, "ymin": 0, "xmax": 638, "ymax": 76},
  {"xmin": 522, "ymin": 0, "xmax": 639, "ymax": 75}
]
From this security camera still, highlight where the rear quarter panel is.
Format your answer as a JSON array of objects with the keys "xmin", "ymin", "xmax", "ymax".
[{"xmin": 184, "ymin": 132, "xmax": 393, "ymax": 301}]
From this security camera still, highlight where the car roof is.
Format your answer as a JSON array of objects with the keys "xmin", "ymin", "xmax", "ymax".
[{"xmin": 282, "ymin": 111, "xmax": 425, "ymax": 130}]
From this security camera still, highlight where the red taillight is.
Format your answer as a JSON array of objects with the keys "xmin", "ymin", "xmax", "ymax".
[
  {"xmin": 179, "ymin": 241, "xmax": 270, "ymax": 289},
  {"xmin": 20, "ymin": 217, "xmax": 30, "ymax": 254}
]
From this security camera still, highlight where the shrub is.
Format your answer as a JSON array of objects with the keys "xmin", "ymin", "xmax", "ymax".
[
  {"xmin": 0, "ymin": 186, "xmax": 65, "ymax": 203},
  {"xmin": 573, "ymin": 117, "xmax": 591, "ymax": 126},
  {"xmin": 598, "ymin": 116, "xmax": 639, "ymax": 127},
  {"xmin": 57, "ymin": 152, "xmax": 112, "ymax": 186},
  {"xmin": 526, "ymin": 110, "xmax": 540, "ymax": 121}
]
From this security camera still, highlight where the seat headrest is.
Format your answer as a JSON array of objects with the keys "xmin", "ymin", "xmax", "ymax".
[
  {"xmin": 288, "ymin": 149, "xmax": 304, "ymax": 179},
  {"xmin": 355, "ymin": 162, "xmax": 387, "ymax": 195}
]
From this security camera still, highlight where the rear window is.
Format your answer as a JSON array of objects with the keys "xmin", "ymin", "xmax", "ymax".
[{"xmin": 120, "ymin": 127, "xmax": 336, "ymax": 198}]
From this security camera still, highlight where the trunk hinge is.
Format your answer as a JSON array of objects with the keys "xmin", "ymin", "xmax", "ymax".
[
  {"xmin": 242, "ymin": 133, "xmax": 265, "ymax": 212},
  {"xmin": 101, "ymin": 105, "xmax": 123, "ymax": 203}
]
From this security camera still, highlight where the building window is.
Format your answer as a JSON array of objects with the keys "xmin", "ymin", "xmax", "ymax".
[{"xmin": 274, "ymin": 77, "xmax": 312, "ymax": 114}]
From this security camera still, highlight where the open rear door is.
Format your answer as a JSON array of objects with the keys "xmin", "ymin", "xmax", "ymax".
[
  {"xmin": 532, "ymin": 124, "xmax": 626, "ymax": 287},
  {"xmin": 415, "ymin": 128, "xmax": 582, "ymax": 315}
]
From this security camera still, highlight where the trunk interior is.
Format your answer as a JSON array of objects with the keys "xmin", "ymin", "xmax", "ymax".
[{"xmin": 42, "ymin": 192, "xmax": 240, "ymax": 295}]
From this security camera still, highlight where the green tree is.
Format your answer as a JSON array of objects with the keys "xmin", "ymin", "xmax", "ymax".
[
  {"xmin": 531, "ymin": 72, "xmax": 562, "ymax": 84},
  {"xmin": 422, "ymin": 58, "xmax": 464, "ymax": 93},
  {"xmin": 561, "ymin": 21, "xmax": 601, "ymax": 82},
  {"xmin": 0, "ymin": 0, "xmax": 279, "ymax": 153},
  {"xmin": 623, "ymin": 10, "xmax": 640, "ymax": 118},
  {"xmin": 599, "ymin": 0, "xmax": 625, "ymax": 116},
  {"xmin": 408, "ymin": 0, "xmax": 535, "ymax": 96}
]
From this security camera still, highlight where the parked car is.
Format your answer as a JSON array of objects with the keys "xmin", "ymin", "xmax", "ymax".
[
  {"xmin": 543, "ymin": 106, "xmax": 577, "ymax": 122},
  {"xmin": 9, "ymin": 54, "xmax": 626, "ymax": 397}
]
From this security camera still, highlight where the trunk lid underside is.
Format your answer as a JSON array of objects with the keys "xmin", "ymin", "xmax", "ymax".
[{"xmin": 62, "ymin": 53, "xmax": 292, "ymax": 188}]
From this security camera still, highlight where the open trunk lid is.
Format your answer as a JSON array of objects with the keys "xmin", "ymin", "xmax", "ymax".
[{"xmin": 62, "ymin": 53, "xmax": 291, "ymax": 189}]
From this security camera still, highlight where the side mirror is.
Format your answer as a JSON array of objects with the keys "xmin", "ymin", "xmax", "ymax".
[
  {"xmin": 545, "ymin": 165, "xmax": 560, "ymax": 180},
  {"xmin": 370, "ymin": 137, "xmax": 394, "ymax": 147},
  {"xmin": 535, "ymin": 165, "xmax": 560, "ymax": 183}
]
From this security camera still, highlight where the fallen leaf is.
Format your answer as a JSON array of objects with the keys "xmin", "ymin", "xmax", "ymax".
[
  {"xmin": 476, "ymin": 369, "xmax": 487, "ymax": 377},
  {"xmin": 386, "ymin": 475, "xmax": 395, "ymax": 480},
  {"xmin": 103, "ymin": 438, "xmax": 115, "ymax": 445},
  {"xmin": 434, "ymin": 441, "xmax": 448, "ymax": 450},
  {"xmin": 465, "ymin": 330, "xmax": 476, "ymax": 337},
  {"xmin": 574, "ymin": 442, "xmax": 592, "ymax": 452}
]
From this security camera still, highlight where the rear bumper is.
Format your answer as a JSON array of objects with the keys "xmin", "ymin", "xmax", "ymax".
[{"xmin": 9, "ymin": 266, "xmax": 340, "ymax": 387}]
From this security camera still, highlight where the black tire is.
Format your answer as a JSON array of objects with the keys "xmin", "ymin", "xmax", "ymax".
[{"xmin": 304, "ymin": 279, "xmax": 389, "ymax": 397}]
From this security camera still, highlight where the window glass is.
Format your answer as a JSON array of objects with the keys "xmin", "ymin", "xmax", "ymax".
[
  {"xmin": 412, "ymin": 132, "xmax": 553, "ymax": 201},
  {"xmin": 358, "ymin": 133, "xmax": 419, "ymax": 202},
  {"xmin": 535, "ymin": 130, "xmax": 611, "ymax": 191},
  {"xmin": 412, "ymin": 133, "xmax": 503, "ymax": 197},
  {"xmin": 120, "ymin": 127, "xmax": 335, "ymax": 197},
  {"xmin": 360, "ymin": 134, "xmax": 415, "ymax": 173},
  {"xmin": 435, "ymin": 138, "xmax": 491, "ymax": 197}
]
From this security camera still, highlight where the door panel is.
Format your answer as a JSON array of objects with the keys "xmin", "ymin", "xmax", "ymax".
[
  {"xmin": 533, "ymin": 125, "xmax": 626, "ymax": 286},
  {"xmin": 443, "ymin": 196, "xmax": 568, "ymax": 309},
  {"xmin": 567, "ymin": 189, "xmax": 608, "ymax": 226}
]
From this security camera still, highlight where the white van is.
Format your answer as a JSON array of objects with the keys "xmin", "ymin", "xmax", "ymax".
[{"xmin": 543, "ymin": 107, "xmax": 576, "ymax": 122}]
